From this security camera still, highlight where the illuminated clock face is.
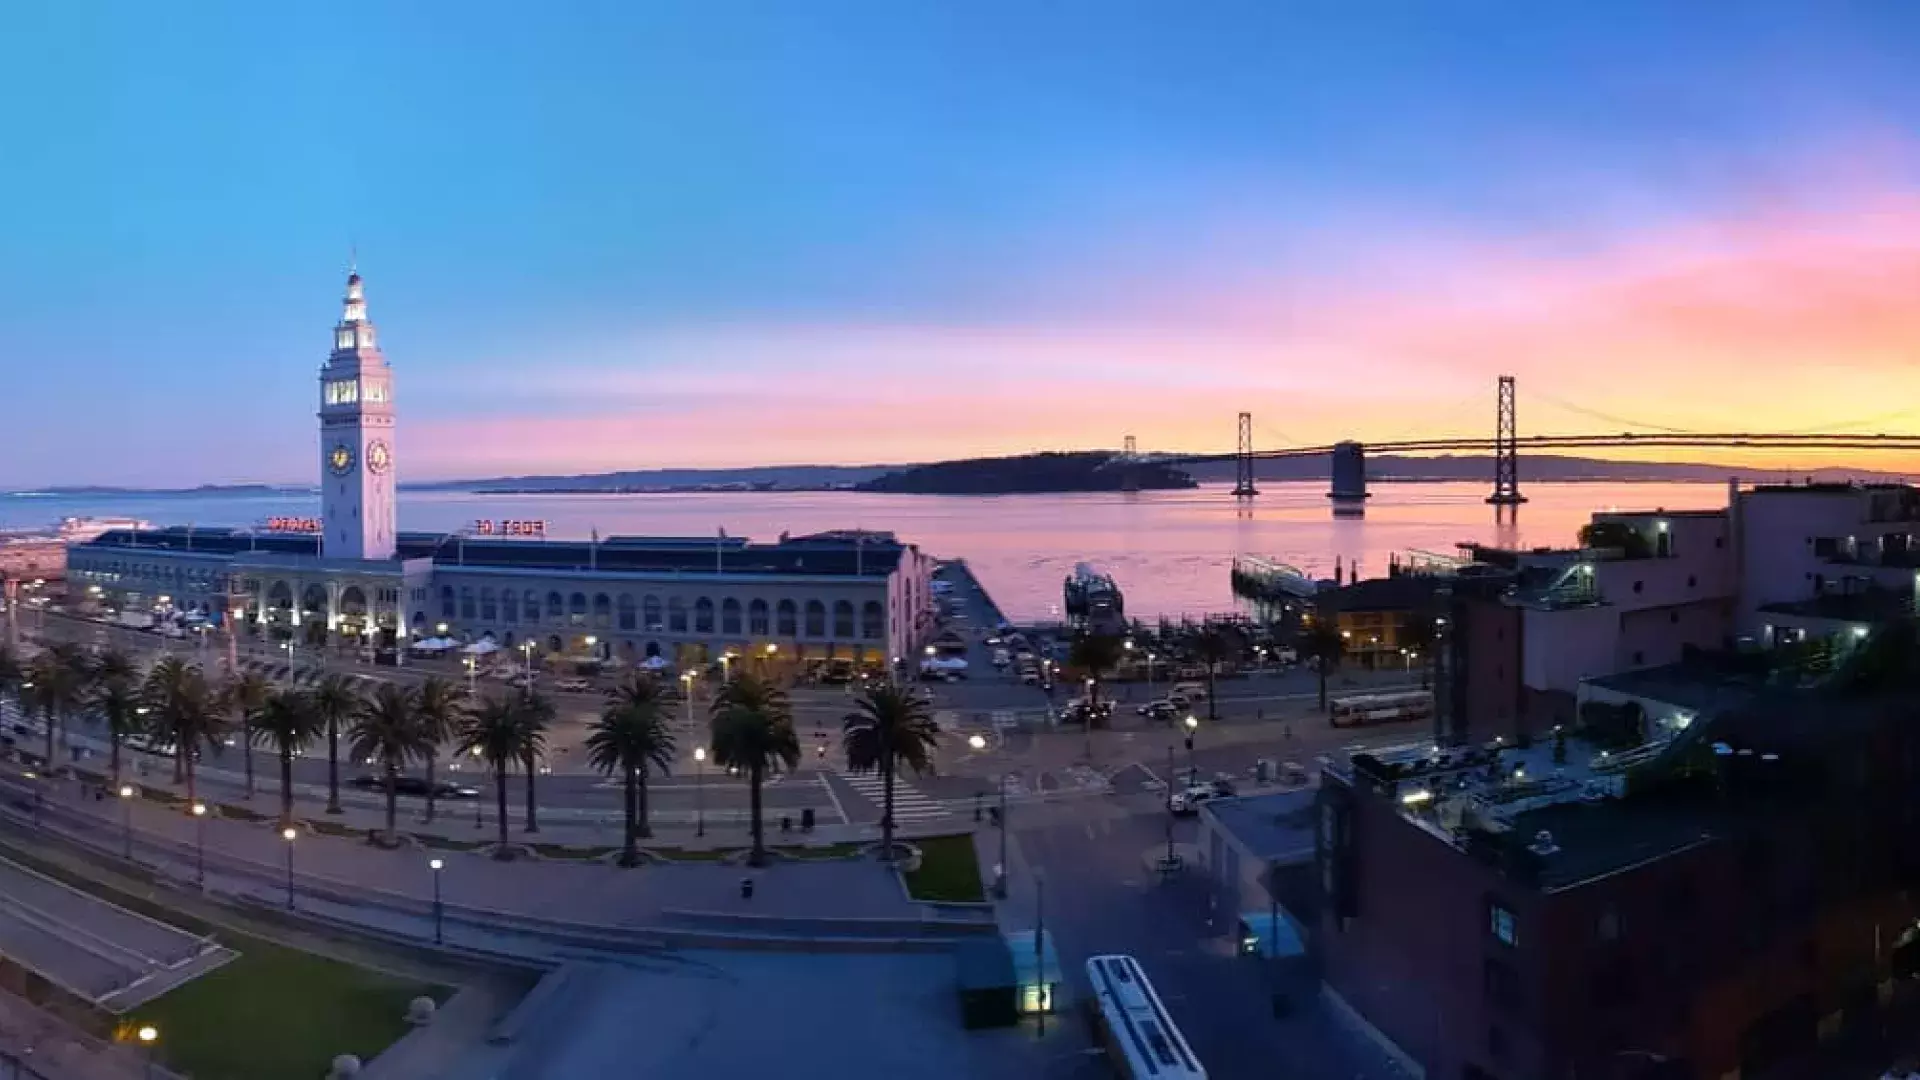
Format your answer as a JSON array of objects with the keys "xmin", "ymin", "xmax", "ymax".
[
  {"xmin": 328, "ymin": 443, "xmax": 355, "ymax": 476},
  {"xmin": 367, "ymin": 440, "xmax": 392, "ymax": 475}
]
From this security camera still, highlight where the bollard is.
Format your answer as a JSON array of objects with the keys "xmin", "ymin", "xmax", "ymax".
[
  {"xmin": 740, "ymin": 877, "xmax": 754, "ymax": 900},
  {"xmin": 801, "ymin": 807, "xmax": 815, "ymax": 832}
]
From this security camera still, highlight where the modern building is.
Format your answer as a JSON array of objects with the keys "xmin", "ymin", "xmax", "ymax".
[{"xmin": 64, "ymin": 270, "xmax": 936, "ymax": 670}]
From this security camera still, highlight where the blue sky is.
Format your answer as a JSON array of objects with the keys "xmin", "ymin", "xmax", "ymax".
[{"xmin": 7, "ymin": 2, "xmax": 1920, "ymax": 485}]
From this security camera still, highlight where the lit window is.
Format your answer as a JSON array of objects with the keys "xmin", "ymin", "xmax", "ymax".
[{"xmin": 1490, "ymin": 902, "xmax": 1518, "ymax": 947}]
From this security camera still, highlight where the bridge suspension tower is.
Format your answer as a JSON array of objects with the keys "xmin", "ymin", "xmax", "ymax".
[
  {"xmin": 1487, "ymin": 375, "xmax": 1526, "ymax": 506},
  {"xmin": 1232, "ymin": 412, "xmax": 1258, "ymax": 497}
]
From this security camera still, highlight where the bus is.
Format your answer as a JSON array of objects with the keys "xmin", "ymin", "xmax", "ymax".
[
  {"xmin": 1328, "ymin": 689, "xmax": 1434, "ymax": 728},
  {"xmin": 1084, "ymin": 954, "xmax": 1206, "ymax": 1080}
]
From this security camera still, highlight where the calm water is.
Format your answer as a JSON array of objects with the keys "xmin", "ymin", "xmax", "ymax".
[{"xmin": 1, "ymin": 482, "xmax": 1727, "ymax": 620}]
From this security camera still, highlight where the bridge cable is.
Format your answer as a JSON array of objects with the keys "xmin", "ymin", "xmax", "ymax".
[{"xmin": 1525, "ymin": 390, "xmax": 1699, "ymax": 435}]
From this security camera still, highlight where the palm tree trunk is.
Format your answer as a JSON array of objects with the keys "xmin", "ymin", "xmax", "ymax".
[
  {"xmin": 522, "ymin": 756, "xmax": 539, "ymax": 834},
  {"xmin": 185, "ymin": 749, "xmax": 197, "ymax": 810},
  {"xmin": 384, "ymin": 757, "xmax": 399, "ymax": 845},
  {"xmin": 636, "ymin": 762, "xmax": 651, "ymax": 839},
  {"xmin": 424, "ymin": 753, "xmax": 437, "ymax": 825},
  {"xmin": 621, "ymin": 766, "xmax": 638, "ymax": 867},
  {"xmin": 748, "ymin": 765, "xmax": 766, "ymax": 866},
  {"xmin": 880, "ymin": 751, "xmax": 896, "ymax": 862},
  {"xmin": 1206, "ymin": 667, "xmax": 1218, "ymax": 721},
  {"xmin": 42, "ymin": 710, "xmax": 54, "ymax": 772},
  {"xmin": 242, "ymin": 712, "xmax": 255, "ymax": 796},
  {"xmin": 109, "ymin": 734, "xmax": 122, "ymax": 791},
  {"xmin": 325, "ymin": 716, "xmax": 342, "ymax": 814},
  {"xmin": 1318, "ymin": 665, "xmax": 1329, "ymax": 712},
  {"xmin": 280, "ymin": 748, "xmax": 294, "ymax": 827},
  {"xmin": 172, "ymin": 723, "xmax": 184, "ymax": 783},
  {"xmin": 493, "ymin": 761, "xmax": 510, "ymax": 854}
]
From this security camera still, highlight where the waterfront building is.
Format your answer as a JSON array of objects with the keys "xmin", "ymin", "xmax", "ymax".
[{"xmin": 64, "ymin": 270, "xmax": 935, "ymax": 670}]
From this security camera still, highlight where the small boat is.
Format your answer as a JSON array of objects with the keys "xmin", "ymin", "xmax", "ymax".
[{"xmin": 1064, "ymin": 563, "xmax": 1125, "ymax": 633}]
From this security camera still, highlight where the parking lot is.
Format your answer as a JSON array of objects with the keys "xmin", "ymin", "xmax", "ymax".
[{"xmin": 0, "ymin": 857, "xmax": 230, "ymax": 1010}]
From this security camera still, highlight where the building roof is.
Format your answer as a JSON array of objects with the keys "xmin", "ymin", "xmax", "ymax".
[
  {"xmin": 1759, "ymin": 589, "xmax": 1912, "ymax": 624},
  {"xmin": 81, "ymin": 528, "xmax": 908, "ymax": 578},
  {"xmin": 1202, "ymin": 789, "xmax": 1318, "ymax": 865},
  {"xmin": 1498, "ymin": 797, "xmax": 1718, "ymax": 890},
  {"xmin": 1315, "ymin": 575, "xmax": 1441, "ymax": 614},
  {"xmin": 1584, "ymin": 660, "xmax": 1775, "ymax": 718}
]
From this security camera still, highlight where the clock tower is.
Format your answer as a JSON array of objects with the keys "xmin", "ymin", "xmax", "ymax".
[{"xmin": 317, "ymin": 268, "xmax": 397, "ymax": 561}]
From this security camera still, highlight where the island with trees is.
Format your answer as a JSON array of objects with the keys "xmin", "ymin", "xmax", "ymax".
[{"xmin": 856, "ymin": 452, "xmax": 1197, "ymax": 494}]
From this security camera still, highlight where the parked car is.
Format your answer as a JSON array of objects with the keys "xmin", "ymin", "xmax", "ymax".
[
  {"xmin": 1170, "ymin": 779, "xmax": 1235, "ymax": 815},
  {"xmin": 351, "ymin": 775, "xmax": 481, "ymax": 799},
  {"xmin": 1137, "ymin": 701, "xmax": 1181, "ymax": 723},
  {"xmin": 553, "ymin": 677, "xmax": 593, "ymax": 693}
]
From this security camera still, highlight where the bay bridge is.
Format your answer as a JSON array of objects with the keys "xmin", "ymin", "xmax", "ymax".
[{"xmin": 1117, "ymin": 376, "xmax": 1920, "ymax": 506}]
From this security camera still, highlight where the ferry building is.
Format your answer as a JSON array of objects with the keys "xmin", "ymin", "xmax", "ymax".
[{"xmin": 66, "ymin": 270, "xmax": 936, "ymax": 671}]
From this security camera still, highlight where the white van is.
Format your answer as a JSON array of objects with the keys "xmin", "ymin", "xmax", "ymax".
[{"xmin": 1173, "ymin": 681, "xmax": 1208, "ymax": 702}]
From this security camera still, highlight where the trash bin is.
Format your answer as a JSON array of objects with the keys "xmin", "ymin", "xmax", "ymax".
[
  {"xmin": 801, "ymin": 807, "xmax": 815, "ymax": 831},
  {"xmin": 740, "ymin": 877, "xmax": 755, "ymax": 900}
]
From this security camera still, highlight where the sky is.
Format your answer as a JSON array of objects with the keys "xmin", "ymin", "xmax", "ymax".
[{"xmin": 8, "ymin": 1, "xmax": 1920, "ymax": 485}]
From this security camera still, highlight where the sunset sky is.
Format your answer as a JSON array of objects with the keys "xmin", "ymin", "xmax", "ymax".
[{"xmin": 8, "ymin": 2, "xmax": 1920, "ymax": 485}]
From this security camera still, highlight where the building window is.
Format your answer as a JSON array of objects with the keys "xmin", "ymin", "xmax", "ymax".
[
  {"xmin": 643, "ymin": 595, "xmax": 663, "ymax": 631},
  {"xmin": 480, "ymin": 588, "xmax": 497, "ymax": 621},
  {"xmin": 502, "ymin": 591, "xmax": 518, "ymax": 623},
  {"xmin": 547, "ymin": 591, "xmax": 564, "ymax": 625},
  {"xmin": 1489, "ymin": 901, "xmax": 1518, "ymax": 947},
  {"xmin": 832, "ymin": 600, "xmax": 855, "ymax": 638},
  {"xmin": 523, "ymin": 590, "xmax": 540, "ymax": 622},
  {"xmin": 777, "ymin": 599, "xmax": 798, "ymax": 636},
  {"xmin": 440, "ymin": 586, "xmax": 455, "ymax": 619},
  {"xmin": 568, "ymin": 593, "xmax": 587, "ymax": 626},
  {"xmin": 861, "ymin": 601, "xmax": 883, "ymax": 640},
  {"xmin": 691, "ymin": 597, "xmax": 714, "ymax": 634},
  {"xmin": 592, "ymin": 593, "xmax": 611, "ymax": 629},
  {"xmin": 805, "ymin": 600, "xmax": 826, "ymax": 637},
  {"xmin": 669, "ymin": 597, "xmax": 688, "ymax": 633},
  {"xmin": 617, "ymin": 594, "xmax": 636, "ymax": 631},
  {"xmin": 721, "ymin": 598, "xmax": 742, "ymax": 635},
  {"xmin": 749, "ymin": 599, "xmax": 770, "ymax": 636},
  {"xmin": 460, "ymin": 586, "xmax": 476, "ymax": 620}
]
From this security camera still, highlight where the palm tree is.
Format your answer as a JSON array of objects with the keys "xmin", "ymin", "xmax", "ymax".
[
  {"xmin": 841, "ymin": 682, "xmax": 940, "ymax": 861},
  {"xmin": 254, "ymin": 689, "xmax": 323, "ymax": 827},
  {"xmin": 222, "ymin": 671, "xmax": 273, "ymax": 797},
  {"xmin": 514, "ymin": 691, "xmax": 554, "ymax": 834},
  {"xmin": 350, "ymin": 683, "xmax": 429, "ymax": 846},
  {"xmin": 457, "ymin": 695, "xmax": 534, "ymax": 857},
  {"xmin": 142, "ymin": 659, "xmax": 226, "ymax": 807},
  {"xmin": 1301, "ymin": 618, "xmax": 1346, "ymax": 713},
  {"xmin": 0, "ymin": 644, "xmax": 22, "ymax": 717},
  {"xmin": 412, "ymin": 676, "xmax": 467, "ymax": 825},
  {"xmin": 87, "ymin": 647, "xmax": 138, "ymax": 689},
  {"xmin": 709, "ymin": 672, "xmax": 800, "ymax": 867},
  {"xmin": 1068, "ymin": 632, "xmax": 1125, "ymax": 727},
  {"xmin": 310, "ymin": 673, "xmax": 362, "ymax": 814},
  {"xmin": 587, "ymin": 674, "xmax": 678, "ymax": 866},
  {"xmin": 1190, "ymin": 625, "xmax": 1239, "ymax": 722},
  {"xmin": 90, "ymin": 675, "xmax": 145, "ymax": 790},
  {"xmin": 28, "ymin": 646, "xmax": 88, "ymax": 771}
]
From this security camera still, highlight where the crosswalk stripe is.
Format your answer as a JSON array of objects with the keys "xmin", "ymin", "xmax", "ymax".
[{"xmin": 836, "ymin": 769, "xmax": 951, "ymax": 818}]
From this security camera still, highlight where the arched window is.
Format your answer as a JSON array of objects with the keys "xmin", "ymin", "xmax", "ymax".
[
  {"xmin": 546, "ymin": 591, "xmax": 564, "ymax": 625},
  {"xmin": 669, "ymin": 597, "xmax": 688, "ymax": 633},
  {"xmin": 721, "ymin": 598, "xmax": 742, "ymax": 635},
  {"xmin": 777, "ymin": 599, "xmax": 798, "ymax": 636},
  {"xmin": 748, "ymin": 599, "xmax": 769, "ymax": 635},
  {"xmin": 459, "ymin": 587, "xmax": 476, "ymax": 619},
  {"xmin": 569, "ymin": 592, "xmax": 587, "ymax": 626},
  {"xmin": 617, "ymin": 594, "xmax": 636, "ymax": 631},
  {"xmin": 861, "ymin": 601, "xmax": 883, "ymax": 640},
  {"xmin": 805, "ymin": 600, "xmax": 826, "ymax": 637},
  {"xmin": 503, "ymin": 590, "xmax": 519, "ymax": 623},
  {"xmin": 523, "ymin": 590, "xmax": 540, "ymax": 623},
  {"xmin": 439, "ymin": 585, "xmax": 455, "ymax": 619},
  {"xmin": 694, "ymin": 597, "xmax": 715, "ymax": 634},
  {"xmin": 547, "ymin": 634, "xmax": 563, "ymax": 653},
  {"xmin": 480, "ymin": 587, "xmax": 497, "ymax": 621},
  {"xmin": 592, "ymin": 593, "xmax": 612, "ymax": 628},
  {"xmin": 832, "ymin": 600, "xmax": 855, "ymax": 638},
  {"xmin": 643, "ymin": 595, "xmax": 663, "ymax": 631}
]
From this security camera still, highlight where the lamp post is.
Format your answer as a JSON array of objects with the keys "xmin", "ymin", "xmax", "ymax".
[
  {"xmin": 429, "ymin": 858, "xmax": 445, "ymax": 944},
  {"xmin": 191, "ymin": 802, "xmax": 207, "ymax": 889},
  {"xmin": 471, "ymin": 746, "xmax": 485, "ymax": 828},
  {"xmin": 280, "ymin": 639, "xmax": 295, "ymax": 684},
  {"xmin": 1184, "ymin": 714, "xmax": 1199, "ymax": 785},
  {"xmin": 1163, "ymin": 745, "xmax": 1177, "ymax": 869},
  {"xmin": 585, "ymin": 634, "xmax": 598, "ymax": 661},
  {"xmin": 463, "ymin": 654, "xmax": 476, "ymax": 695},
  {"xmin": 137, "ymin": 1024, "xmax": 159, "ymax": 1079},
  {"xmin": 994, "ymin": 772, "xmax": 1009, "ymax": 899},
  {"xmin": 692, "ymin": 747, "xmax": 707, "ymax": 837},
  {"xmin": 519, "ymin": 640, "xmax": 534, "ymax": 689},
  {"xmin": 281, "ymin": 826, "xmax": 297, "ymax": 909},
  {"xmin": 681, "ymin": 672, "xmax": 696, "ymax": 727},
  {"xmin": 118, "ymin": 784, "xmax": 135, "ymax": 860}
]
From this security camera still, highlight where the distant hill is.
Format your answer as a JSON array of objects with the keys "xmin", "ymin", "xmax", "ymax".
[
  {"xmin": 416, "ymin": 464, "xmax": 900, "ymax": 493},
  {"xmin": 856, "ymin": 452, "xmax": 1196, "ymax": 494},
  {"xmin": 1178, "ymin": 453, "xmax": 1910, "ymax": 486}
]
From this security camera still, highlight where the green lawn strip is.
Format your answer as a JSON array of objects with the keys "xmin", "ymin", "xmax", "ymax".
[
  {"xmin": 900, "ymin": 834, "xmax": 986, "ymax": 903},
  {"xmin": 644, "ymin": 842, "xmax": 865, "ymax": 862},
  {"xmin": 131, "ymin": 935, "xmax": 446, "ymax": 1080},
  {"xmin": 413, "ymin": 833, "xmax": 492, "ymax": 852},
  {"xmin": 0, "ymin": 839, "xmax": 448, "ymax": 1079},
  {"xmin": 529, "ymin": 842, "xmax": 616, "ymax": 860}
]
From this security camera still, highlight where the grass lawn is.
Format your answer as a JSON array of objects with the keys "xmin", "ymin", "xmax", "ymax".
[
  {"xmin": 900, "ymin": 834, "xmax": 986, "ymax": 903},
  {"xmin": 414, "ymin": 833, "xmax": 493, "ymax": 852},
  {"xmin": 646, "ymin": 841, "xmax": 867, "ymax": 863},
  {"xmin": 530, "ymin": 842, "xmax": 616, "ymax": 860},
  {"xmin": 132, "ymin": 934, "xmax": 445, "ymax": 1080}
]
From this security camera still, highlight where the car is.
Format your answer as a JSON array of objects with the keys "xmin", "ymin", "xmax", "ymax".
[
  {"xmin": 984, "ymin": 636, "xmax": 1003, "ymax": 647},
  {"xmin": 1170, "ymin": 779, "xmax": 1235, "ymax": 815},
  {"xmin": 351, "ymin": 775, "xmax": 481, "ymax": 799},
  {"xmin": 1137, "ymin": 701, "xmax": 1180, "ymax": 722}
]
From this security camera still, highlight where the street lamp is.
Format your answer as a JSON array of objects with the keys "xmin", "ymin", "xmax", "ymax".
[
  {"xmin": 692, "ymin": 747, "xmax": 707, "ymax": 837},
  {"xmin": 280, "ymin": 639, "xmax": 295, "ymax": 682},
  {"xmin": 429, "ymin": 858, "xmax": 445, "ymax": 944},
  {"xmin": 436, "ymin": 622, "xmax": 448, "ymax": 635},
  {"xmin": 118, "ymin": 784, "xmax": 135, "ymax": 860},
  {"xmin": 994, "ymin": 772, "xmax": 1009, "ymax": 898},
  {"xmin": 280, "ymin": 826, "xmax": 297, "ymax": 909},
  {"xmin": 471, "ymin": 746, "xmax": 485, "ymax": 828},
  {"xmin": 585, "ymin": 634, "xmax": 598, "ymax": 660},
  {"xmin": 680, "ymin": 671, "xmax": 697, "ymax": 727},
  {"xmin": 519, "ymin": 640, "xmax": 535, "ymax": 689},
  {"xmin": 463, "ymin": 654, "xmax": 477, "ymax": 694},
  {"xmin": 1184, "ymin": 715, "xmax": 1199, "ymax": 783},
  {"xmin": 191, "ymin": 802, "xmax": 207, "ymax": 888},
  {"xmin": 137, "ymin": 1024, "xmax": 159, "ymax": 1076}
]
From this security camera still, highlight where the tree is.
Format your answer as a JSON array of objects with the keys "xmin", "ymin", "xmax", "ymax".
[
  {"xmin": 254, "ymin": 690, "xmax": 323, "ymax": 827},
  {"xmin": 1068, "ymin": 632, "xmax": 1125, "ymax": 726},
  {"xmin": 141, "ymin": 659, "xmax": 226, "ymax": 807},
  {"xmin": 90, "ymin": 674, "xmax": 145, "ymax": 791},
  {"xmin": 87, "ymin": 647, "xmax": 138, "ymax": 689},
  {"xmin": 587, "ymin": 674, "xmax": 679, "ymax": 866},
  {"xmin": 1301, "ymin": 618, "xmax": 1346, "ymax": 713},
  {"xmin": 222, "ymin": 670, "xmax": 273, "ymax": 797},
  {"xmin": 0, "ymin": 645, "xmax": 22, "ymax": 719},
  {"xmin": 708, "ymin": 672, "xmax": 800, "ymax": 867},
  {"xmin": 350, "ymin": 683, "xmax": 429, "ymax": 846},
  {"xmin": 1190, "ymin": 625, "xmax": 1240, "ymax": 722},
  {"xmin": 412, "ymin": 676, "xmax": 467, "ymax": 825},
  {"xmin": 841, "ymin": 682, "xmax": 940, "ymax": 861},
  {"xmin": 310, "ymin": 673, "xmax": 362, "ymax": 815},
  {"xmin": 26, "ymin": 645, "xmax": 87, "ymax": 770},
  {"xmin": 514, "ymin": 691, "xmax": 554, "ymax": 834},
  {"xmin": 458, "ymin": 695, "xmax": 532, "ymax": 857}
]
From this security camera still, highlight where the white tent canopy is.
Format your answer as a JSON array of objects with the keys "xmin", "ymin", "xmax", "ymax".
[
  {"xmin": 463, "ymin": 640, "xmax": 502, "ymax": 655},
  {"xmin": 409, "ymin": 637, "xmax": 456, "ymax": 652},
  {"xmin": 640, "ymin": 655, "xmax": 671, "ymax": 671}
]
